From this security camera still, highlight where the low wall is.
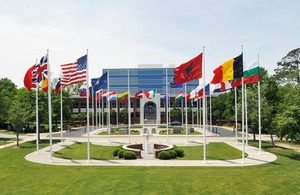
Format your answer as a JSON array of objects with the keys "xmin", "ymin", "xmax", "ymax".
[
  {"xmin": 122, "ymin": 143, "xmax": 143, "ymax": 158},
  {"xmin": 154, "ymin": 143, "xmax": 173, "ymax": 158}
]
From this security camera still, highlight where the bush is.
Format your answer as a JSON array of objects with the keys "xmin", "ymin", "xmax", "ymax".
[
  {"xmin": 112, "ymin": 145, "xmax": 123, "ymax": 157},
  {"xmin": 123, "ymin": 151, "xmax": 136, "ymax": 160},
  {"xmin": 158, "ymin": 151, "xmax": 171, "ymax": 160},
  {"xmin": 168, "ymin": 150, "xmax": 177, "ymax": 158},
  {"xmin": 174, "ymin": 147, "xmax": 184, "ymax": 157},
  {"xmin": 118, "ymin": 150, "xmax": 126, "ymax": 158}
]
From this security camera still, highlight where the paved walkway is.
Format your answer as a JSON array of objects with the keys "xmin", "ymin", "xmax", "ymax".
[{"xmin": 25, "ymin": 136, "xmax": 277, "ymax": 167}]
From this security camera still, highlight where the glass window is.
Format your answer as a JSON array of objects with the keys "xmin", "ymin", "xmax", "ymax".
[
  {"xmin": 112, "ymin": 102, "xmax": 116, "ymax": 108},
  {"xmin": 137, "ymin": 101, "xmax": 140, "ymax": 108},
  {"xmin": 161, "ymin": 112, "xmax": 164, "ymax": 117},
  {"xmin": 73, "ymin": 103, "xmax": 79, "ymax": 108},
  {"xmin": 136, "ymin": 112, "xmax": 140, "ymax": 117},
  {"xmin": 160, "ymin": 101, "xmax": 164, "ymax": 108},
  {"xmin": 131, "ymin": 102, "xmax": 134, "ymax": 108},
  {"xmin": 120, "ymin": 102, "xmax": 126, "ymax": 108},
  {"xmin": 80, "ymin": 102, "xmax": 86, "ymax": 108}
]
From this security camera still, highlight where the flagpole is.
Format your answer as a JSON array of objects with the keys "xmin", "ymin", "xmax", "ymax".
[
  {"xmin": 92, "ymin": 87, "xmax": 94, "ymax": 130},
  {"xmin": 209, "ymin": 84, "xmax": 212, "ymax": 132},
  {"xmin": 99, "ymin": 91, "xmax": 101, "ymax": 129},
  {"xmin": 35, "ymin": 59, "xmax": 39, "ymax": 154},
  {"xmin": 47, "ymin": 49, "xmax": 53, "ymax": 163},
  {"xmin": 86, "ymin": 49, "xmax": 90, "ymax": 163},
  {"xmin": 196, "ymin": 98, "xmax": 199, "ymax": 128},
  {"xmin": 116, "ymin": 92, "xmax": 119, "ymax": 127},
  {"xmin": 166, "ymin": 66, "xmax": 169, "ymax": 143},
  {"xmin": 128, "ymin": 68, "xmax": 131, "ymax": 143},
  {"xmin": 203, "ymin": 46, "xmax": 206, "ymax": 163},
  {"xmin": 108, "ymin": 69, "xmax": 111, "ymax": 144},
  {"xmin": 60, "ymin": 84, "xmax": 63, "ymax": 143},
  {"xmin": 96, "ymin": 90, "xmax": 98, "ymax": 130},
  {"xmin": 258, "ymin": 54, "xmax": 262, "ymax": 154},
  {"xmin": 181, "ymin": 98, "xmax": 184, "ymax": 127},
  {"xmin": 200, "ymin": 98, "xmax": 201, "ymax": 128},
  {"xmin": 184, "ymin": 83, "xmax": 188, "ymax": 144},
  {"xmin": 245, "ymin": 83, "xmax": 248, "ymax": 149},
  {"xmin": 191, "ymin": 100, "xmax": 194, "ymax": 128},
  {"xmin": 241, "ymin": 45, "xmax": 245, "ymax": 164},
  {"xmin": 235, "ymin": 87, "xmax": 238, "ymax": 144},
  {"xmin": 102, "ymin": 91, "xmax": 104, "ymax": 129}
]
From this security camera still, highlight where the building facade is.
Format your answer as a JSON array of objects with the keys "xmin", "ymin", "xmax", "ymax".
[{"xmin": 71, "ymin": 64, "xmax": 214, "ymax": 124}]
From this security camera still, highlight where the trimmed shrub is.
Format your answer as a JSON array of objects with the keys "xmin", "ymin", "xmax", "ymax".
[
  {"xmin": 158, "ymin": 151, "xmax": 171, "ymax": 160},
  {"xmin": 174, "ymin": 147, "xmax": 184, "ymax": 157},
  {"xmin": 118, "ymin": 150, "xmax": 126, "ymax": 158},
  {"xmin": 113, "ymin": 145, "xmax": 123, "ymax": 157},
  {"xmin": 123, "ymin": 151, "xmax": 136, "ymax": 160},
  {"xmin": 168, "ymin": 150, "xmax": 177, "ymax": 158}
]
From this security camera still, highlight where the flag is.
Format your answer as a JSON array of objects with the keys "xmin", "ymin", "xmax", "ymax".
[
  {"xmin": 163, "ymin": 92, "xmax": 170, "ymax": 102},
  {"xmin": 211, "ymin": 54, "xmax": 243, "ymax": 83},
  {"xmin": 24, "ymin": 64, "xmax": 37, "ymax": 91},
  {"xmin": 88, "ymin": 86, "xmax": 96, "ymax": 100},
  {"xmin": 61, "ymin": 55, "xmax": 87, "ymax": 86},
  {"xmin": 174, "ymin": 91, "xmax": 183, "ymax": 101},
  {"xmin": 133, "ymin": 90, "xmax": 143, "ymax": 99},
  {"xmin": 32, "ymin": 55, "xmax": 48, "ymax": 84},
  {"xmin": 213, "ymin": 82, "xmax": 232, "ymax": 93},
  {"xmin": 117, "ymin": 91, "xmax": 129, "ymax": 101},
  {"xmin": 231, "ymin": 61, "xmax": 260, "ymax": 87},
  {"xmin": 92, "ymin": 72, "xmax": 108, "ymax": 92},
  {"xmin": 145, "ymin": 90, "xmax": 156, "ymax": 99},
  {"xmin": 80, "ymin": 86, "xmax": 87, "ymax": 96},
  {"xmin": 108, "ymin": 91, "xmax": 117, "ymax": 101},
  {"xmin": 41, "ymin": 70, "xmax": 48, "ymax": 92},
  {"xmin": 54, "ymin": 78, "xmax": 61, "ymax": 94},
  {"xmin": 169, "ymin": 77, "xmax": 183, "ymax": 88},
  {"xmin": 174, "ymin": 53, "xmax": 203, "ymax": 85},
  {"xmin": 195, "ymin": 84, "xmax": 210, "ymax": 99}
]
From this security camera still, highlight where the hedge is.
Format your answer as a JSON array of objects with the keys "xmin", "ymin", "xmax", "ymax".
[
  {"xmin": 123, "ymin": 151, "xmax": 136, "ymax": 160},
  {"xmin": 158, "ymin": 151, "xmax": 171, "ymax": 160}
]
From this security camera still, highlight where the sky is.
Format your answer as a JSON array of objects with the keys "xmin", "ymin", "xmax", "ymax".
[{"xmin": 0, "ymin": 0, "xmax": 299, "ymax": 88}]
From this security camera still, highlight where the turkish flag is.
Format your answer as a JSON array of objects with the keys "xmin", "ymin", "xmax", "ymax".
[
  {"xmin": 174, "ymin": 53, "xmax": 203, "ymax": 85},
  {"xmin": 23, "ymin": 64, "xmax": 36, "ymax": 91}
]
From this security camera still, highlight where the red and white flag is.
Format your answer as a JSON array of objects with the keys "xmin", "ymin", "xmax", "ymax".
[{"xmin": 61, "ymin": 55, "xmax": 87, "ymax": 86}]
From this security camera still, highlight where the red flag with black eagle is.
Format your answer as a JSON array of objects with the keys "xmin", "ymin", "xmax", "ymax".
[{"xmin": 174, "ymin": 53, "xmax": 203, "ymax": 85}]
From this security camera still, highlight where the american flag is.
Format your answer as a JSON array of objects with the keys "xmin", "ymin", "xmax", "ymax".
[{"xmin": 61, "ymin": 55, "xmax": 87, "ymax": 86}]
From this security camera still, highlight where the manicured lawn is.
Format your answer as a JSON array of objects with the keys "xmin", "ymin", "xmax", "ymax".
[
  {"xmin": 159, "ymin": 130, "xmax": 201, "ymax": 135},
  {"xmin": 98, "ymin": 130, "xmax": 140, "ymax": 135},
  {"xmin": 0, "ymin": 140, "xmax": 299, "ymax": 194},
  {"xmin": 178, "ymin": 142, "xmax": 247, "ymax": 160},
  {"xmin": 54, "ymin": 142, "xmax": 117, "ymax": 160},
  {"xmin": 0, "ymin": 129, "xmax": 26, "ymax": 135},
  {"xmin": 0, "ymin": 138, "xmax": 22, "ymax": 146}
]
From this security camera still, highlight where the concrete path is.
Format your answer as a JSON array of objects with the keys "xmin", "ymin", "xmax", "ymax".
[{"xmin": 25, "ymin": 137, "xmax": 277, "ymax": 167}]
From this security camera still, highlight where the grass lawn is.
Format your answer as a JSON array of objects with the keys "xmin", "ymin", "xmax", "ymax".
[
  {"xmin": 54, "ymin": 142, "xmax": 117, "ymax": 160},
  {"xmin": 0, "ymin": 138, "xmax": 22, "ymax": 146},
  {"xmin": 98, "ymin": 130, "xmax": 140, "ymax": 135},
  {"xmin": 0, "ymin": 129, "xmax": 26, "ymax": 135},
  {"xmin": 159, "ymin": 130, "xmax": 201, "ymax": 135},
  {"xmin": 178, "ymin": 142, "xmax": 247, "ymax": 160},
  {"xmin": 0, "ymin": 140, "xmax": 300, "ymax": 194}
]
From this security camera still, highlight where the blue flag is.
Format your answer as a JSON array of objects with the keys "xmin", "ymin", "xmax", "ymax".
[
  {"xmin": 169, "ymin": 77, "xmax": 183, "ymax": 88},
  {"xmin": 163, "ymin": 92, "xmax": 170, "ymax": 102},
  {"xmin": 92, "ymin": 72, "xmax": 107, "ymax": 91}
]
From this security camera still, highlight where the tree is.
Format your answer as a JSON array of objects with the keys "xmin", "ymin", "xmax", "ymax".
[
  {"xmin": 170, "ymin": 108, "xmax": 181, "ymax": 121},
  {"xmin": 0, "ymin": 78, "xmax": 17, "ymax": 126},
  {"xmin": 7, "ymin": 89, "xmax": 32, "ymax": 146},
  {"xmin": 275, "ymin": 48, "xmax": 300, "ymax": 85},
  {"xmin": 120, "ymin": 109, "xmax": 128, "ymax": 124}
]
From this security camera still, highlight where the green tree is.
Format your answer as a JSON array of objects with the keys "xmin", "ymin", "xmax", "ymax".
[
  {"xmin": 0, "ymin": 78, "xmax": 17, "ymax": 126},
  {"xmin": 170, "ymin": 108, "xmax": 181, "ymax": 121},
  {"xmin": 275, "ymin": 48, "xmax": 300, "ymax": 85},
  {"xmin": 120, "ymin": 109, "xmax": 128, "ymax": 124},
  {"xmin": 7, "ymin": 89, "xmax": 32, "ymax": 146}
]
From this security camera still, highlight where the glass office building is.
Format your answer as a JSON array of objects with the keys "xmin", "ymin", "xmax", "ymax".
[{"xmin": 103, "ymin": 64, "xmax": 199, "ymax": 95}]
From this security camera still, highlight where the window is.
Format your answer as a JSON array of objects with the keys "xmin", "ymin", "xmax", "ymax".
[
  {"xmin": 136, "ymin": 112, "xmax": 140, "ymax": 117},
  {"xmin": 73, "ymin": 103, "xmax": 79, "ymax": 108},
  {"xmin": 112, "ymin": 102, "xmax": 116, "ymax": 108},
  {"xmin": 80, "ymin": 103, "xmax": 86, "ymax": 108},
  {"xmin": 131, "ymin": 112, "xmax": 134, "ymax": 117},
  {"xmin": 136, "ymin": 101, "xmax": 140, "ymax": 108},
  {"xmin": 89, "ymin": 103, "xmax": 92, "ymax": 108},
  {"xmin": 160, "ymin": 101, "xmax": 165, "ymax": 108},
  {"xmin": 161, "ymin": 112, "xmax": 164, "ymax": 117},
  {"xmin": 120, "ymin": 102, "xmax": 126, "ymax": 108},
  {"xmin": 104, "ymin": 103, "xmax": 107, "ymax": 108},
  {"xmin": 131, "ymin": 102, "xmax": 134, "ymax": 108}
]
